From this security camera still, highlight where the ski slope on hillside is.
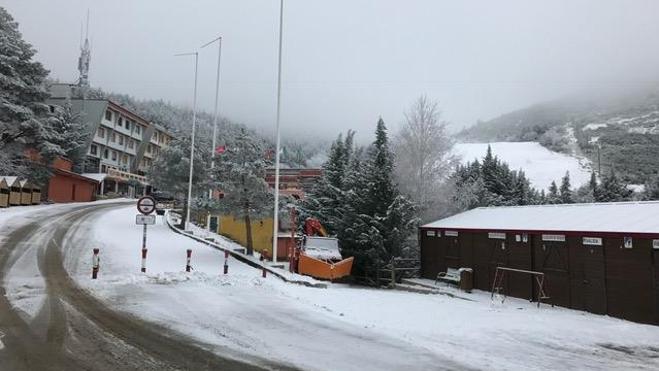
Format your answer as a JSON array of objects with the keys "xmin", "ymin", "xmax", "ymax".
[{"xmin": 454, "ymin": 142, "xmax": 592, "ymax": 190}]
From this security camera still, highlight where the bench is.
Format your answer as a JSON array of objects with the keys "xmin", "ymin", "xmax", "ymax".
[{"xmin": 435, "ymin": 267, "xmax": 461, "ymax": 286}]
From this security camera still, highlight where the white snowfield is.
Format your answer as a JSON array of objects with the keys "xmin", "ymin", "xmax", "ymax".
[
  {"xmin": 5, "ymin": 203, "xmax": 659, "ymax": 370},
  {"xmin": 454, "ymin": 142, "xmax": 592, "ymax": 190}
]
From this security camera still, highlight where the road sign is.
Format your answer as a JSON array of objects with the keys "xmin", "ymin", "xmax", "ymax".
[
  {"xmin": 136, "ymin": 214, "xmax": 156, "ymax": 225},
  {"xmin": 137, "ymin": 196, "xmax": 156, "ymax": 215}
]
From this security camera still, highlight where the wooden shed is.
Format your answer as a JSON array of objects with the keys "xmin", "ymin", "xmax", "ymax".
[
  {"xmin": 0, "ymin": 178, "xmax": 9, "ymax": 208},
  {"xmin": 30, "ymin": 182, "xmax": 41, "ymax": 204},
  {"xmin": 4, "ymin": 177, "xmax": 22, "ymax": 206},
  {"xmin": 19, "ymin": 180, "xmax": 34, "ymax": 205},
  {"xmin": 420, "ymin": 201, "xmax": 659, "ymax": 325}
]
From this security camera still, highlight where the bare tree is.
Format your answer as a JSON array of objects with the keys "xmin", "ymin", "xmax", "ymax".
[{"xmin": 394, "ymin": 95, "xmax": 457, "ymax": 222}]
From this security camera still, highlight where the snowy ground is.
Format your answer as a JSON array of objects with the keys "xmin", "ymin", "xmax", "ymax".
[
  {"xmin": 44, "ymin": 205, "xmax": 659, "ymax": 370},
  {"xmin": 454, "ymin": 142, "xmax": 592, "ymax": 190}
]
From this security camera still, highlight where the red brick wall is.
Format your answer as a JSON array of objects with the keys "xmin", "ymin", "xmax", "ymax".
[{"xmin": 48, "ymin": 174, "xmax": 97, "ymax": 203}]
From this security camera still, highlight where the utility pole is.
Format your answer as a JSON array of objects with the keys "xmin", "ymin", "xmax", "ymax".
[
  {"xmin": 201, "ymin": 36, "xmax": 223, "ymax": 231},
  {"xmin": 272, "ymin": 0, "xmax": 285, "ymax": 263},
  {"xmin": 175, "ymin": 51, "xmax": 199, "ymax": 231}
]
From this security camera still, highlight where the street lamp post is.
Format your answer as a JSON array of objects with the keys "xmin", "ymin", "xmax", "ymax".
[
  {"xmin": 201, "ymin": 36, "xmax": 223, "ymax": 231},
  {"xmin": 175, "ymin": 51, "xmax": 199, "ymax": 231},
  {"xmin": 272, "ymin": 0, "xmax": 285, "ymax": 263}
]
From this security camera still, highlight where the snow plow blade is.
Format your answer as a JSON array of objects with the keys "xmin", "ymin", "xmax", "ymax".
[{"xmin": 298, "ymin": 254, "xmax": 354, "ymax": 281}]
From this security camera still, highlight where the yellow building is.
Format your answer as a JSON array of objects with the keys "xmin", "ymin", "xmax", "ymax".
[{"xmin": 216, "ymin": 215, "xmax": 274, "ymax": 255}]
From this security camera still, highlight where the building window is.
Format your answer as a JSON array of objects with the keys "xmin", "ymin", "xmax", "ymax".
[
  {"xmin": 112, "ymin": 151, "xmax": 117, "ymax": 161},
  {"xmin": 117, "ymin": 117, "xmax": 123, "ymax": 127},
  {"xmin": 103, "ymin": 149, "xmax": 109, "ymax": 159},
  {"xmin": 90, "ymin": 145, "xmax": 97, "ymax": 155},
  {"xmin": 97, "ymin": 127, "xmax": 105, "ymax": 138},
  {"xmin": 122, "ymin": 155, "xmax": 128, "ymax": 164},
  {"xmin": 118, "ymin": 135, "xmax": 124, "ymax": 145},
  {"xmin": 135, "ymin": 126, "xmax": 141, "ymax": 135},
  {"xmin": 111, "ymin": 132, "xmax": 116, "ymax": 142},
  {"xmin": 125, "ymin": 121, "xmax": 131, "ymax": 130},
  {"xmin": 146, "ymin": 144, "xmax": 152, "ymax": 153},
  {"xmin": 105, "ymin": 110, "xmax": 112, "ymax": 121},
  {"xmin": 128, "ymin": 140, "xmax": 134, "ymax": 149}
]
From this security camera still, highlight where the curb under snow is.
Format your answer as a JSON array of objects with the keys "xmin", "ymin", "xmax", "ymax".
[{"xmin": 165, "ymin": 214, "xmax": 327, "ymax": 289}]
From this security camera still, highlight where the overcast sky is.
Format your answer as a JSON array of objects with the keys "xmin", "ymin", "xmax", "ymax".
[{"xmin": 5, "ymin": 0, "xmax": 659, "ymax": 141}]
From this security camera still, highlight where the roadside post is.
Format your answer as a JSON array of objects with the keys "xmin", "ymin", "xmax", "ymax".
[
  {"xmin": 136, "ymin": 196, "xmax": 156, "ymax": 273},
  {"xmin": 224, "ymin": 250, "xmax": 229, "ymax": 274},
  {"xmin": 92, "ymin": 248, "xmax": 100, "ymax": 279},
  {"xmin": 186, "ymin": 249, "xmax": 192, "ymax": 272}
]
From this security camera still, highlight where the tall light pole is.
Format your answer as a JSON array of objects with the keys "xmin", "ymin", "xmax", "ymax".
[
  {"xmin": 272, "ymin": 0, "xmax": 285, "ymax": 263},
  {"xmin": 175, "ymin": 51, "xmax": 199, "ymax": 231},
  {"xmin": 201, "ymin": 36, "xmax": 223, "ymax": 231}
]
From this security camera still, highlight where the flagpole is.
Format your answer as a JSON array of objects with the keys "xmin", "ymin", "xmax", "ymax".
[
  {"xmin": 175, "ymin": 51, "xmax": 199, "ymax": 231},
  {"xmin": 272, "ymin": 0, "xmax": 285, "ymax": 263},
  {"xmin": 202, "ymin": 36, "xmax": 223, "ymax": 231}
]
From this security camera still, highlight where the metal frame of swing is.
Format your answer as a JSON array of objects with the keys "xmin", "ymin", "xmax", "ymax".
[{"xmin": 491, "ymin": 266, "xmax": 550, "ymax": 307}]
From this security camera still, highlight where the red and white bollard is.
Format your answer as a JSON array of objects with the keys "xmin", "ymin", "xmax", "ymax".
[
  {"xmin": 92, "ymin": 248, "xmax": 100, "ymax": 279},
  {"xmin": 223, "ymin": 250, "xmax": 229, "ymax": 275},
  {"xmin": 141, "ymin": 248, "xmax": 147, "ymax": 273},
  {"xmin": 186, "ymin": 249, "xmax": 192, "ymax": 272}
]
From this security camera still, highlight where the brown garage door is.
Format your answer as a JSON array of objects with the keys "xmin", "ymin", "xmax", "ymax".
[
  {"xmin": 569, "ymin": 236, "xmax": 607, "ymax": 315},
  {"xmin": 605, "ymin": 237, "xmax": 656, "ymax": 324},
  {"xmin": 534, "ymin": 236, "xmax": 570, "ymax": 308}
]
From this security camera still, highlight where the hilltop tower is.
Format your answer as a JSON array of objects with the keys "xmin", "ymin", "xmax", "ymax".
[{"xmin": 77, "ymin": 10, "xmax": 91, "ymax": 88}]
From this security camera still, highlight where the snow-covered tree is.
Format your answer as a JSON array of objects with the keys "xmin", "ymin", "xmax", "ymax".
[
  {"xmin": 210, "ymin": 129, "xmax": 272, "ymax": 255},
  {"xmin": 559, "ymin": 171, "xmax": 574, "ymax": 204},
  {"xmin": 149, "ymin": 134, "xmax": 210, "ymax": 226},
  {"xmin": 597, "ymin": 168, "xmax": 631, "ymax": 202},
  {"xmin": 47, "ymin": 101, "xmax": 87, "ymax": 167},
  {"xmin": 394, "ymin": 96, "xmax": 457, "ymax": 222},
  {"xmin": 547, "ymin": 181, "xmax": 560, "ymax": 204},
  {"xmin": 0, "ymin": 7, "xmax": 57, "ymax": 177}
]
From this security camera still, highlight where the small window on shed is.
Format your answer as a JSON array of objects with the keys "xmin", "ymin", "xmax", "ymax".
[
  {"xmin": 653, "ymin": 240, "xmax": 659, "ymax": 249},
  {"xmin": 426, "ymin": 230, "xmax": 436, "ymax": 237}
]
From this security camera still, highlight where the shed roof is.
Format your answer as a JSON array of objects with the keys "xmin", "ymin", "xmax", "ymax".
[
  {"xmin": 422, "ymin": 201, "xmax": 659, "ymax": 235},
  {"xmin": 1, "ymin": 176, "xmax": 20, "ymax": 187}
]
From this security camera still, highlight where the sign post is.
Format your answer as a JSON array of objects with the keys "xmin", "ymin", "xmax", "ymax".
[{"xmin": 136, "ymin": 196, "xmax": 156, "ymax": 273}]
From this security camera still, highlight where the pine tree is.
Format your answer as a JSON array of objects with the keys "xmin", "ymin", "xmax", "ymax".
[
  {"xmin": 559, "ymin": 171, "xmax": 574, "ymax": 204},
  {"xmin": 598, "ymin": 168, "xmax": 632, "ymax": 202},
  {"xmin": 0, "ymin": 7, "xmax": 57, "ymax": 176},
  {"xmin": 547, "ymin": 181, "xmax": 560, "ymax": 204},
  {"xmin": 47, "ymin": 101, "xmax": 87, "ymax": 167},
  {"xmin": 210, "ymin": 129, "xmax": 272, "ymax": 255}
]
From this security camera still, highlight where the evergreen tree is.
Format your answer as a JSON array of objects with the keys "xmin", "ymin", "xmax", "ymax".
[
  {"xmin": 643, "ymin": 175, "xmax": 659, "ymax": 200},
  {"xmin": 47, "ymin": 101, "xmax": 87, "ymax": 167},
  {"xmin": 559, "ymin": 171, "xmax": 574, "ymax": 204},
  {"xmin": 547, "ymin": 181, "xmax": 560, "ymax": 204},
  {"xmin": 210, "ymin": 129, "xmax": 272, "ymax": 255},
  {"xmin": 0, "ymin": 7, "xmax": 58, "ymax": 177},
  {"xmin": 598, "ymin": 168, "xmax": 632, "ymax": 202}
]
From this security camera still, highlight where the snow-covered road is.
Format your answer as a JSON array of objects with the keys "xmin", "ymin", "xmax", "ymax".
[{"xmin": 3, "ymin": 202, "xmax": 659, "ymax": 370}]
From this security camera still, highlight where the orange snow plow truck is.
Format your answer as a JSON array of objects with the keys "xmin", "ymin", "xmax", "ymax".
[{"xmin": 291, "ymin": 218, "xmax": 354, "ymax": 281}]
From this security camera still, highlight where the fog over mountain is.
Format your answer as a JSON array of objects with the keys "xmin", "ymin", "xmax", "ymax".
[{"xmin": 5, "ymin": 0, "xmax": 659, "ymax": 142}]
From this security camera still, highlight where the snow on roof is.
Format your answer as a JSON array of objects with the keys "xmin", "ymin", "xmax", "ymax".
[
  {"xmin": 81, "ymin": 173, "xmax": 109, "ymax": 183},
  {"xmin": 1, "ymin": 176, "xmax": 20, "ymax": 187},
  {"xmin": 422, "ymin": 201, "xmax": 659, "ymax": 235}
]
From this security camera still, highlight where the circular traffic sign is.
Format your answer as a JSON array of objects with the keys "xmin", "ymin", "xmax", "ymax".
[{"xmin": 137, "ymin": 196, "xmax": 156, "ymax": 215}]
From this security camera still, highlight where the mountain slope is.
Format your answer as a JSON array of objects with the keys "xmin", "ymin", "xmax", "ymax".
[{"xmin": 458, "ymin": 87, "xmax": 659, "ymax": 183}]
